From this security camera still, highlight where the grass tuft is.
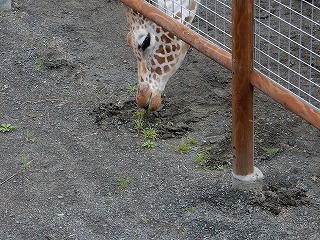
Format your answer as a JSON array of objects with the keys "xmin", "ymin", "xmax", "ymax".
[
  {"xmin": 34, "ymin": 56, "xmax": 44, "ymax": 72},
  {"xmin": 0, "ymin": 123, "xmax": 16, "ymax": 133},
  {"xmin": 261, "ymin": 147, "xmax": 279, "ymax": 155},
  {"xmin": 126, "ymin": 83, "xmax": 138, "ymax": 93},
  {"xmin": 194, "ymin": 147, "xmax": 210, "ymax": 164},
  {"xmin": 118, "ymin": 173, "xmax": 131, "ymax": 189},
  {"xmin": 142, "ymin": 140, "xmax": 156, "ymax": 148},
  {"xmin": 141, "ymin": 127, "xmax": 158, "ymax": 140},
  {"xmin": 176, "ymin": 140, "xmax": 191, "ymax": 153}
]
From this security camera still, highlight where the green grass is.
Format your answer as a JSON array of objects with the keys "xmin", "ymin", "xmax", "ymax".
[
  {"xmin": 186, "ymin": 206, "xmax": 197, "ymax": 214},
  {"xmin": 132, "ymin": 109, "xmax": 146, "ymax": 119},
  {"xmin": 22, "ymin": 153, "xmax": 31, "ymax": 170},
  {"xmin": 118, "ymin": 173, "xmax": 131, "ymax": 189},
  {"xmin": 215, "ymin": 165, "xmax": 225, "ymax": 171},
  {"xmin": 176, "ymin": 141, "xmax": 191, "ymax": 153},
  {"xmin": 194, "ymin": 147, "xmax": 210, "ymax": 164},
  {"xmin": 193, "ymin": 146, "xmax": 232, "ymax": 171},
  {"xmin": 132, "ymin": 109, "xmax": 159, "ymax": 149},
  {"xmin": 261, "ymin": 147, "xmax": 279, "ymax": 155},
  {"xmin": 15, "ymin": 3, "xmax": 23, "ymax": 10},
  {"xmin": 141, "ymin": 216, "xmax": 149, "ymax": 224},
  {"xmin": 176, "ymin": 137, "xmax": 199, "ymax": 154},
  {"xmin": 0, "ymin": 10, "xmax": 9, "ymax": 15},
  {"xmin": 126, "ymin": 83, "xmax": 138, "ymax": 93},
  {"xmin": 0, "ymin": 123, "xmax": 16, "ymax": 133},
  {"xmin": 142, "ymin": 140, "xmax": 156, "ymax": 148},
  {"xmin": 132, "ymin": 109, "xmax": 146, "ymax": 132},
  {"xmin": 214, "ymin": 161, "xmax": 232, "ymax": 171},
  {"xmin": 34, "ymin": 56, "xmax": 44, "ymax": 72},
  {"xmin": 188, "ymin": 137, "xmax": 198, "ymax": 145},
  {"xmin": 25, "ymin": 130, "xmax": 36, "ymax": 143},
  {"xmin": 141, "ymin": 127, "xmax": 158, "ymax": 140},
  {"xmin": 134, "ymin": 118, "xmax": 144, "ymax": 131}
]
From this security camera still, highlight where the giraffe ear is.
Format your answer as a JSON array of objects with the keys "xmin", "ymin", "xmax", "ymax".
[{"xmin": 127, "ymin": 32, "xmax": 132, "ymax": 46}]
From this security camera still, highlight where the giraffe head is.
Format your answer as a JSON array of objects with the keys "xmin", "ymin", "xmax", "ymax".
[{"xmin": 125, "ymin": 0, "xmax": 198, "ymax": 111}]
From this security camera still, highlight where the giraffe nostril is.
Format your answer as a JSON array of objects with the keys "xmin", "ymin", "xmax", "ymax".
[
  {"xmin": 147, "ymin": 91, "xmax": 162, "ymax": 112},
  {"xmin": 136, "ymin": 82, "xmax": 152, "ymax": 109},
  {"xmin": 142, "ymin": 91, "xmax": 152, "ymax": 110},
  {"xmin": 143, "ymin": 101, "xmax": 150, "ymax": 110}
]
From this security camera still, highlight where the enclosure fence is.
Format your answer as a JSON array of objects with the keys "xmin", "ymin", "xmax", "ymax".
[
  {"xmin": 121, "ymin": 0, "xmax": 320, "ymax": 179},
  {"xmin": 255, "ymin": 0, "xmax": 320, "ymax": 111}
]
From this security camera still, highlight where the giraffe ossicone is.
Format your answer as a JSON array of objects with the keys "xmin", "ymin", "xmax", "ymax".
[{"xmin": 126, "ymin": 0, "xmax": 199, "ymax": 112}]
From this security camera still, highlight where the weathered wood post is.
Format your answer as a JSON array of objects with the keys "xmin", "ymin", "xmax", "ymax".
[
  {"xmin": 231, "ymin": 0, "xmax": 263, "ymax": 183},
  {"xmin": 0, "ymin": 0, "xmax": 11, "ymax": 10}
]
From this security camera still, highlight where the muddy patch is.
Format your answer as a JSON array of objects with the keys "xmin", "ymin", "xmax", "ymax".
[
  {"xmin": 91, "ymin": 100, "xmax": 136, "ymax": 127},
  {"xmin": 249, "ymin": 178, "xmax": 311, "ymax": 215},
  {"xmin": 90, "ymin": 97, "xmax": 211, "ymax": 139}
]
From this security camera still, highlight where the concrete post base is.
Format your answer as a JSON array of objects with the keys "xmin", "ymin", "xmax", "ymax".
[
  {"xmin": 0, "ymin": 0, "xmax": 11, "ymax": 11},
  {"xmin": 232, "ymin": 167, "xmax": 264, "ymax": 190}
]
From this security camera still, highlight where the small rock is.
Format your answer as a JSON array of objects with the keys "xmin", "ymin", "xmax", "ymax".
[{"xmin": 296, "ymin": 182, "xmax": 308, "ymax": 192}]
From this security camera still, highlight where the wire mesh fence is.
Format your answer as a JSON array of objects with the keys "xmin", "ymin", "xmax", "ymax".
[
  {"xmin": 145, "ymin": 0, "xmax": 320, "ymax": 112},
  {"xmin": 255, "ymin": 0, "xmax": 320, "ymax": 111},
  {"xmin": 149, "ymin": 0, "xmax": 232, "ymax": 53},
  {"xmin": 193, "ymin": 0, "xmax": 232, "ymax": 53}
]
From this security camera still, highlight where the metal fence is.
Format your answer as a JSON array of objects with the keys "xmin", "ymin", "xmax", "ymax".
[
  {"xmin": 255, "ymin": 0, "xmax": 320, "ymax": 111},
  {"xmin": 121, "ymin": 0, "xmax": 319, "ymax": 179},
  {"xmin": 150, "ymin": 0, "xmax": 233, "ymax": 52}
]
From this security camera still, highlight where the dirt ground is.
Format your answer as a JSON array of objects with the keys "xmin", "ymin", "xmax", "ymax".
[{"xmin": 0, "ymin": 1, "xmax": 319, "ymax": 239}]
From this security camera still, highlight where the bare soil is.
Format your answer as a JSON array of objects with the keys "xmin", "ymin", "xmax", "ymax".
[{"xmin": 0, "ymin": 1, "xmax": 319, "ymax": 239}]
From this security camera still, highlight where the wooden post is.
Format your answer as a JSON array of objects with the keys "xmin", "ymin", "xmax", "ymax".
[{"xmin": 232, "ymin": 0, "xmax": 263, "ymax": 181}]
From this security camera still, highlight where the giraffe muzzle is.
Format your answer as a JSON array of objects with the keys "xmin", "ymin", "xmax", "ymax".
[{"xmin": 136, "ymin": 82, "xmax": 162, "ymax": 112}]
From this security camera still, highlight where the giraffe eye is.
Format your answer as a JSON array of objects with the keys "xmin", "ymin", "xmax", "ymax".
[{"xmin": 141, "ymin": 33, "xmax": 151, "ymax": 51}]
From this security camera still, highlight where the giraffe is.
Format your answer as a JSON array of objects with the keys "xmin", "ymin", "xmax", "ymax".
[{"xmin": 125, "ymin": 0, "xmax": 199, "ymax": 112}]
